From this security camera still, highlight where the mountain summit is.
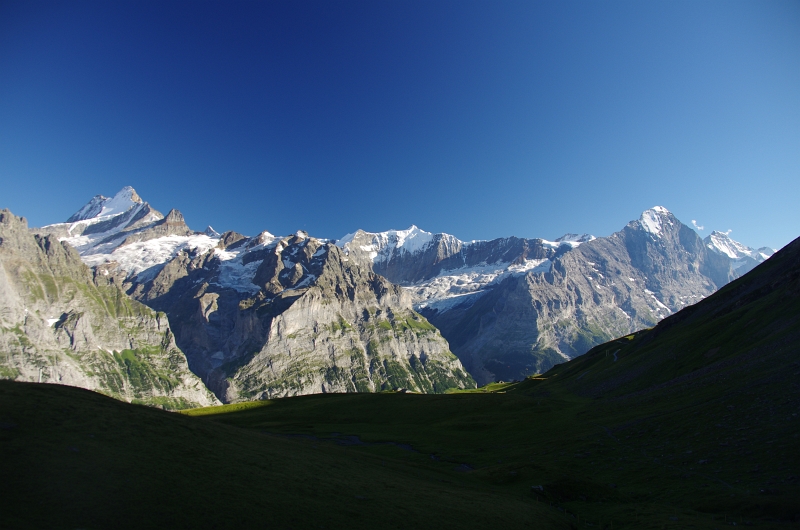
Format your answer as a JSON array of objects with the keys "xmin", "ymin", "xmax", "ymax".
[
  {"xmin": 66, "ymin": 186, "xmax": 143, "ymax": 222},
  {"xmin": 704, "ymin": 230, "xmax": 774, "ymax": 276}
]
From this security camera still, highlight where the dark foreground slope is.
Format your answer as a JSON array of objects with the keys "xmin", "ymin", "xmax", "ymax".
[
  {"xmin": 2, "ymin": 236, "xmax": 797, "ymax": 528},
  {"xmin": 187, "ymin": 236, "xmax": 800, "ymax": 527},
  {"xmin": 0, "ymin": 380, "xmax": 569, "ymax": 529}
]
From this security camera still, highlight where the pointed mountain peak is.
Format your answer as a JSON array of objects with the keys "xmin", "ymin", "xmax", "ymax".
[
  {"xmin": 204, "ymin": 225, "xmax": 220, "ymax": 237},
  {"xmin": 163, "ymin": 209, "xmax": 185, "ymax": 223},
  {"xmin": 115, "ymin": 186, "xmax": 142, "ymax": 204},
  {"xmin": 66, "ymin": 186, "xmax": 144, "ymax": 223},
  {"xmin": 246, "ymin": 230, "xmax": 276, "ymax": 249},
  {"xmin": 708, "ymin": 230, "xmax": 731, "ymax": 238},
  {"xmin": 634, "ymin": 206, "xmax": 675, "ymax": 237},
  {"xmin": 704, "ymin": 231, "xmax": 765, "ymax": 261}
]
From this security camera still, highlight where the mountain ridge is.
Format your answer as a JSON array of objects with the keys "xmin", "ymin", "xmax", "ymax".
[
  {"xmin": 32, "ymin": 187, "xmax": 776, "ymax": 390},
  {"xmin": 0, "ymin": 208, "xmax": 218, "ymax": 408}
]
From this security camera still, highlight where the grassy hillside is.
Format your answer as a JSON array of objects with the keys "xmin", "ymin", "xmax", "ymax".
[{"xmin": 2, "ymin": 237, "xmax": 798, "ymax": 528}]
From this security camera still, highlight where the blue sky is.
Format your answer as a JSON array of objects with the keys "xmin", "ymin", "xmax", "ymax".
[{"xmin": 1, "ymin": 0, "xmax": 798, "ymax": 249}]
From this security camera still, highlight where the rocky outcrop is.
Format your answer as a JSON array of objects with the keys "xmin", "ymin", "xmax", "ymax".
[
  {"xmin": 341, "ymin": 208, "xmax": 747, "ymax": 385},
  {"xmin": 0, "ymin": 209, "xmax": 218, "ymax": 409},
  {"xmin": 419, "ymin": 208, "xmax": 737, "ymax": 384},
  {"xmin": 133, "ymin": 231, "xmax": 474, "ymax": 402}
]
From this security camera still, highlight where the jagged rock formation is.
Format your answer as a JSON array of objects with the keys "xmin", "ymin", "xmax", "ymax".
[
  {"xmin": 36, "ymin": 188, "xmax": 475, "ymax": 402},
  {"xmin": 340, "ymin": 208, "xmax": 764, "ymax": 385},
  {"xmin": 134, "ymin": 231, "xmax": 474, "ymax": 402},
  {"xmin": 704, "ymin": 230, "xmax": 775, "ymax": 276},
  {"xmin": 34, "ymin": 187, "xmax": 774, "ymax": 392},
  {"xmin": 0, "ymin": 209, "xmax": 218, "ymax": 409}
]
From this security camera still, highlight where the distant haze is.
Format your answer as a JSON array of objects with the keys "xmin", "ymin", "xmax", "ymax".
[{"xmin": 1, "ymin": 0, "xmax": 798, "ymax": 250}]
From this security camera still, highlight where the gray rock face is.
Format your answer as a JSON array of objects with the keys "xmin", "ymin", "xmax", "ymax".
[
  {"xmin": 343, "ymin": 208, "xmax": 754, "ymax": 385},
  {"xmin": 34, "ymin": 187, "xmax": 773, "ymax": 394},
  {"xmin": 132, "ymin": 231, "xmax": 474, "ymax": 402},
  {"xmin": 0, "ymin": 209, "xmax": 218, "ymax": 409},
  {"xmin": 339, "ymin": 226, "xmax": 575, "ymax": 285}
]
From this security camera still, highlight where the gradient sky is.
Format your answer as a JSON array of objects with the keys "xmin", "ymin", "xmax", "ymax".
[{"xmin": 1, "ymin": 0, "xmax": 798, "ymax": 250}]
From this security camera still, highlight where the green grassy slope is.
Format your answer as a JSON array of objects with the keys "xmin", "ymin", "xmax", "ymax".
[{"xmin": 2, "ymin": 237, "xmax": 798, "ymax": 528}]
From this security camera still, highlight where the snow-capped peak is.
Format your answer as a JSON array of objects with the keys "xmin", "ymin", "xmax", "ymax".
[
  {"xmin": 386, "ymin": 225, "xmax": 434, "ymax": 252},
  {"xmin": 97, "ymin": 186, "xmax": 142, "ymax": 218},
  {"xmin": 66, "ymin": 186, "xmax": 142, "ymax": 222},
  {"xmin": 637, "ymin": 206, "xmax": 673, "ymax": 237},
  {"xmin": 704, "ymin": 230, "xmax": 773, "ymax": 261},
  {"xmin": 338, "ymin": 225, "xmax": 436, "ymax": 253},
  {"xmin": 337, "ymin": 225, "xmax": 443, "ymax": 264}
]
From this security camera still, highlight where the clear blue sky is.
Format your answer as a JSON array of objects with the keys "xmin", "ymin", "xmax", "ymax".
[{"xmin": 1, "ymin": 0, "xmax": 798, "ymax": 250}]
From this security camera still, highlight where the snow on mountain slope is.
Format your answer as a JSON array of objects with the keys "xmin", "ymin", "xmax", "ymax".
[
  {"xmin": 65, "ymin": 186, "xmax": 142, "ymax": 222},
  {"xmin": 409, "ymin": 258, "xmax": 553, "ymax": 310},
  {"xmin": 554, "ymin": 233, "xmax": 596, "ymax": 244},
  {"xmin": 704, "ymin": 231, "xmax": 775, "ymax": 276},
  {"xmin": 42, "ymin": 187, "xmax": 298, "ymax": 295},
  {"xmin": 338, "ymin": 225, "xmax": 443, "ymax": 262},
  {"xmin": 338, "ymin": 225, "xmax": 593, "ymax": 310},
  {"xmin": 43, "ymin": 187, "xmax": 162, "ymax": 244},
  {"xmin": 705, "ymin": 231, "xmax": 774, "ymax": 260},
  {"xmin": 82, "ymin": 234, "xmax": 219, "ymax": 281},
  {"xmin": 631, "ymin": 206, "xmax": 674, "ymax": 237}
]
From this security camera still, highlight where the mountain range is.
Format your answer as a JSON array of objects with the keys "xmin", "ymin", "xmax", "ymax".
[
  {"xmin": 1, "ymin": 186, "xmax": 775, "ymax": 402},
  {"xmin": 2, "ymin": 227, "xmax": 796, "ymax": 528}
]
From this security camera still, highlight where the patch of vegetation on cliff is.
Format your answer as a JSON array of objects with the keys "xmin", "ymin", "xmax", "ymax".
[
  {"xmin": 112, "ymin": 347, "xmax": 182, "ymax": 393},
  {"xmin": 4, "ymin": 325, "xmax": 34, "ymax": 350},
  {"xmin": 0, "ymin": 362, "xmax": 21, "ymax": 379}
]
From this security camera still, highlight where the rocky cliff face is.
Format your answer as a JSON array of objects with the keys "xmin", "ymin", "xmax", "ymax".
[
  {"xmin": 0, "ymin": 209, "xmax": 218, "ymax": 409},
  {"xmin": 35, "ymin": 189, "xmax": 475, "ymax": 402},
  {"xmin": 343, "ymin": 208, "xmax": 747, "ymax": 385},
  {"xmin": 32, "ymin": 187, "xmax": 772, "ymax": 393},
  {"xmin": 132, "ymin": 231, "xmax": 474, "ymax": 402}
]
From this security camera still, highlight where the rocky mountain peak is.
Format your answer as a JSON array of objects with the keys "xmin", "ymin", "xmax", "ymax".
[
  {"xmin": 703, "ymin": 230, "xmax": 775, "ymax": 276},
  {"xmin": 162, "ymin": 209, "xmax": 186, "ymax": 225},
  {"xmin": 247, "ymin": 230, "xmax": 276, "ymax": 249},
  {"xmin": 217, "ymin": 231, "xmax": 247, "ymax": 249},
  {"xmin": 705, "ymin": 231, "xmax": 751, "ymax": 258},
  {"xmin": 0, "ymin": 208, "xmax": 26, "ymax": 228},
  {"xmin": 627, "ymin": 206, "xmax": 678, "ymax": 238},
  {"xmin": 66, "ymin": 186, "xmax": 143, "ymax": 223}
]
